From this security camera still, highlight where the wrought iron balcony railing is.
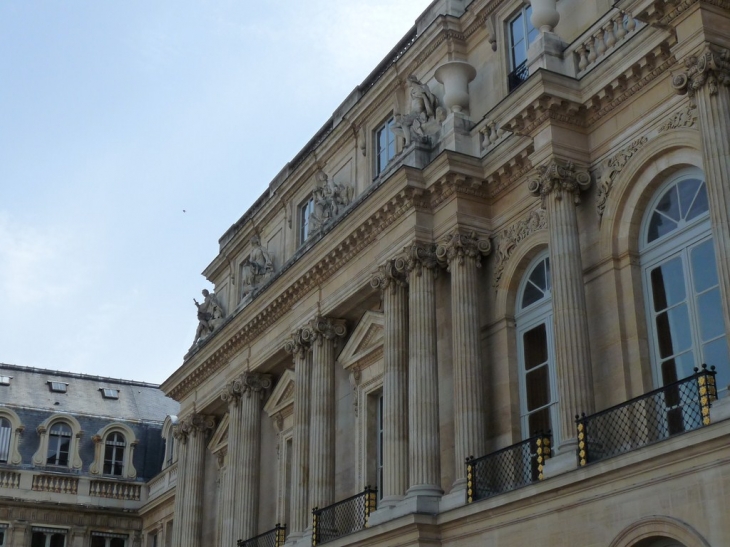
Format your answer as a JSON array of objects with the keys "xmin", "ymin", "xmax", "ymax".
[
  {"xmin": 466, "ymin": 433, "xmax": 552, "ymax": 503},
  {"xmin": 237, "ymin": 524, "xmax": 286, "ymax": 547},
  {"xmin": 577, "ymin": 365, "xmax": 717, "ymax": 467},
  {"xmin": 312, "ymin": 487, "xmax": 377, "ymax": 545},
  {"xmin": 508, "ymin": 61, "xmax": 529, "ymax": 92}
]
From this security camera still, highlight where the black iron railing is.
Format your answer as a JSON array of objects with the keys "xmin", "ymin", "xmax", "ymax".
[
  {"xmin": 465, "ymin": 433, "xmax": 552, "ymax": 503},
  {"xmin": 312, "ymin": 487, "xmax": 377, "ymax": 545},
  {"xmin": 508, "ymin": 61, "xmax": 529, "ymax": 91},
  {"xmin": 237, "ymin": 524, "xmax": 286, "ymax": 547},
  {"xmin": 577, "ymin": 365, "xmax": 717, "ymax": 467}
]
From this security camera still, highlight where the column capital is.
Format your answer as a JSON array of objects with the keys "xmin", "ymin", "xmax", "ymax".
[
  {"xmin": 284, "ymin": 328, "xmax": 311, "ymax": 358},
  {"xmin": 673, "ymin": 43, "xmax": 730, "ymax": 98},
  {"xmin": 221, "ymin": 371, "xmax": 273, "ymax": 406},
  {"xmin": 528, "ymin": 159, "xmax": 592, "ymax": 205},
  {"xmin": 370, "ymin": 259, "xmax": 408, "ymax": 292},
  {"xmin": 309, "ymin": 315, "xmax": 347, "ymax": 344},
  {"xmin": 394, "ymin": 242, "xmax": 439, "ymax": 276},
  {"xmin": 435, "ymin": 229, "xmax": 492, "ymax": 269},
  {"xmin": 174, "ymin": 413, "xmax": 216, "ymax": 443}
]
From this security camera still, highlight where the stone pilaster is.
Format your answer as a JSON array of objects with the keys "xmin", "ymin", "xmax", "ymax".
[
  {"xmin": 436, "ymin": 230, "xmax": 491, "ymax": 486},
  {"xmin": 673, "ymin": 44, "xmax": 730, "ymax": 345},
  {"xmin": 395, "ymin": 243, "xmax": 442, "ymax": 497},
  {"xmin": 220, "ymin": 372, "xmax": 272, "ymax": 546},
  {"xmin": 307, "ymin": 316, "xmax": 347, "ymax": 511},
  {"xmin": 529, "ymin": 160, "xmax": 594, "ymax": 448},
  {"xmin": 370, "ymin": 260, "xmax": 409, "ymax": 506},
  {"xmin": 170, "ymin": 413, "xmax": 216, "ymax": 547}
]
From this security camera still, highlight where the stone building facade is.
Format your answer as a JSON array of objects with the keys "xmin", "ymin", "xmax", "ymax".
[
  {"xmin": 0, "ymin": 364, "xmax": 178, "ymax": 547},
  {"xmin": 159, "ymin": 0, "xmax": 730, "ymax": 546}
]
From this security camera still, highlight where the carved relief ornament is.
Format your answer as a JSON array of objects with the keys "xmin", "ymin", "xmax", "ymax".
[
  {"xmin": 596, "ymin": 136, "xmax": 649, "ymax": 217},
  {"xmin": 672, "ymin": 44, "xmax": 730, "ymax": 98},
  {"xmin": 493, "ymin": 209, "xmax": 547, "ymax": 287},
  {"xmin": 436, "ymin": 230, "xmax": 492, "ymax": 269},
  {"xmin": 528, "ymin": 160, "xmax": 592, "ymax": 205}
]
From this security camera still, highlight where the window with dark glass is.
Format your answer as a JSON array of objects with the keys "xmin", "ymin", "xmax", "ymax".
[
  {"xmin": 299, "ymin": 197, "xmax": 315, "ymax": 244},
  {"xmin": 508, "ymin": 5, "xmax": 538, "ymax": 91},
  {"xmin": 0, "ymin": 417, "xmax": 11, "ymax": 463},
  {"xmin": 31, "ymin": 528, "xmax": 67, "ymax": 547},
  {"xmin": 91, "ymin": 532, "xmax": 127, "ymax": 547},
  {"xmin": 46, "ymin": 422, "xmax": 72, "ymax": 466},
  {"xmin": 375, "ymin": 118, "xmax": 396, "ymax": 176},
  {"xmin": 104, "ymin": 432, "xmax": 126, "ymax": 476}
]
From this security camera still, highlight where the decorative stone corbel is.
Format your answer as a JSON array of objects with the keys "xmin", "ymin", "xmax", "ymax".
[{"xmin": 485, "ymin": 14, "xmax": 497, "ymax": 52}]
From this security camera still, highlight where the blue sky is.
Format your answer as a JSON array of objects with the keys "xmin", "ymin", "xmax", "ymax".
[{"xmin": 0, "ymin": 0, "xmax": 429, "ymax": 384}]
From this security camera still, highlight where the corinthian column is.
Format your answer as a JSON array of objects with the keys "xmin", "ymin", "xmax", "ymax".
[
  {"xmin": 436, "ymin": 230, "xmax": 491, "ymax": 487},
  {"xmin": 283, "ymin": 331, "xmax": 311, "ymax": 538},
  {"xmin": 673, "ymin": 44, "xmax": 730, "ymax": 343},
  {"xmin": 171, "ymin": 413, "xmax": 216, "ymax": 547},
  {"xmin": 307, "ymin": 316, "xmax": 347, "ymax": 511},
  {"xmin": 220, "ymin": 372, "xmax": 272, "ymax": 546},
  {"xmin": 529, "ymin": 160, "xmax": 594, "ymax": 448},
  {"xmin": 370, "ymin": 260, "xmax": 409, "ymax": 506},
  {"xmin": 395, "ymin": 244, "xmax": 442, "ymax": 498}
]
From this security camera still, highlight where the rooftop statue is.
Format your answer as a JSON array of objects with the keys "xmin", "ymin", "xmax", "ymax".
[
  {"xmin": 241, "ymin": 235, "xmax": 275, "ymax": 299},
  {"xmin": 393, "ymin": 75, "xmax": 446, "ymax": 146},
  {"xmin": 309, "ymin": 168, "xmax": 353, "ymax": 233},
  {"xmin": 189, "ymin": 289, "xmax": 225, "ymax": 350}
]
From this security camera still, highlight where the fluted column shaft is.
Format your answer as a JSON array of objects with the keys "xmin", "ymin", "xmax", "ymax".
[
  {"xmin": 371, "ymin": 262, "xmax": 409, "ymax": 505},
  {"xmin": 286, "ymin": 338, "xmax": 311, "ymax": 536},
  {"xmin": 398, "ymin": 245, "xmax": 442, "ymax": 495},
  {"xmin": 219, "ymin": 401, "xmax": 242, "ymax": 547},
  {"xmin": 674, "ymin": 45, "xmax": 730, "ymax": 342},
  {"xmin": 437, "ymin": 231, "xmax": 491, "ymax": 483},
  {"xmin": 170, "ymin": 430, "xmax": 188, "ymax": 547},
  {"xmin": 308, "ymin": 317, "xmax": 346, "ymax": 510},
  {"xmin": 171, "ymin": 414, "xmax": 215, "ymax": 547},
  {"xmin": 530, "ymin": 161, "xmax": 594, "ymax": 447}
]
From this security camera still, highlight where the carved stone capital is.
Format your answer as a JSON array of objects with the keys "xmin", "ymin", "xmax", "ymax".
[
  {"xmin": 528, "ymin": 159, "xmax": 592, "ymax": 205},
  {"xmin": 221, "ymin": 371, "xmax": 273, "ymax": 405},
  {"xmin": 370, "ymin": 259, "xmax": 408, "ymax": 292},
  {"xmin": 394, "ymin": 243, "xmax": 439, "ymax": 277},
  {"xmin": 175, "ymin": 413, "xmax": 216, "ymax": 443},
  {"xmin": 284, "ymin": 328, "xmax": 311, "ymax": 359},
  {"xmin": 309, "ymin": 316, "xmax": 347, "ymax": 344},
  {"xmin": 673, "ymin": 43, "xmax": 730, "ymax": 97},
  {"xmin": 435, "ymin": 230, "xmax": 492, "ymax": 269}
]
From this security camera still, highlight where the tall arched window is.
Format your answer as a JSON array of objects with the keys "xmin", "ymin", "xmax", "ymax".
[
  {"xmin": 0, "ymin": 417, "xmax": 11, "ymax": 463},
  {"xmin": 46, "ymin": 422, "xmax": 72, "ymax": 466},
  {"xmin": 641, "ymin": 168, "xmax": 730, "ymax": 397},
  {"xmin": 516, "ymin": 252, "xmax": 559, "ymax": 442},
  {"xmin": 104, "ymin": 432, "xmax": 126, "ymax": 476}
]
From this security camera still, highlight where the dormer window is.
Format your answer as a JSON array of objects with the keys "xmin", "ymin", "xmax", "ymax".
[
  {"xmin": 101, "ymin": 388, "xmax": 119, "ymax": 399},
  {"xmin": 48, "ymin": 381, "xmax": 68, "ymax": 393}
]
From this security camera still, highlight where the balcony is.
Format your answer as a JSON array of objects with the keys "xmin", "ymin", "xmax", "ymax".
[
  {"xmin": 312, "ymin": 487, "xmax": 377, "ymax": 545},
  {"xmin": 238, "ymin": 524, "xmax": 286, "ymax": 547},
  {"xmin": 507, "ymin": 61, "xmax": 529, "ymax": 92},
  {"xmin": 576, "ymin": 366, "xmax": 717, "ymax": 466},
  {"xmin": 147, "ymin": 462, "xmax": 178, "ymax": 502},
  {"xmin": 466, "ymin": 433, "xmax": 551, "ymax": 503}
]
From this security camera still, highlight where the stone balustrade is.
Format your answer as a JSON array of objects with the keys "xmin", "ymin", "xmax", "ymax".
[
  {"xmin": 89, "ymin": 479, "xmax": 142, "ymax": 501},
  {"xmin": 0, "ymin": 470, "xmax": 20, "ymax": 489},
  {"xmin": 32, "ymin": 474, "xmax": 79, "ymax": 495},
  {"xmin": 148, "ymin": 462, "xmax": 178, "ymax": 501}
]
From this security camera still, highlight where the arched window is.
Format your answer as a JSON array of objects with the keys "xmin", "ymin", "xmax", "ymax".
[
  {"xmin": 641, "ymin": 168, "xmax": 730, "ymax": 397},
  {"xmin": 46, "ymin": 422, "xmax": 72, "ymax": 466},
  {"xmin": 104, "ymin": 432, "xmax": 126, "ymax": 476},
  {"xmin": 516, "ymin": 252, "xmax": 558, "ymax": 442},
  {"xmin": 0, "ymin": 417, "xmax": 11, "ymax": 463}
]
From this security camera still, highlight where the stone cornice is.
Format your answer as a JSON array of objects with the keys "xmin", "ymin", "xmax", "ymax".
[
  {"xmin": 435, "ymin": 230, "xmax": 492, "ymax": 269},
  {"xmin": 501, "ymin": 94, "xmax": 587, "ymax": 136},
  {"xmin": 528, "ymin": 159, "xmax": 592, "ymax": 205},
  {"xmin": 622, "ymin": 0, "xmax": 730, "ymax": 28},
  {"xmin": 672, "ymin": 43, "xmax": 730, "ymax": 97}
]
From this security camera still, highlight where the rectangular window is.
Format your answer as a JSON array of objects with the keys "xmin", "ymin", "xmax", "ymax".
[
  {"xmin": 31, "ymin": 528, "xmax": 67, "ymax": 547},
  {"xmin": 299, "ymin": 197, "xmax": 315, "ymax": 244},
  {"xmin": 508, "ymin": 5, "xmax": 538, "ymax": 91},
  {"xmin": 0, "ymin": 418, "xmax": 11, "ymax": 463},
  {"xmin": 101, "ymin": 388, "xmax": 119, "ymax": 399},
  {"xmin": 0, "ymin": 376, "xmax": 10, "ymax": 386},
  {"xmin": 91, "ymin": 532, "xmax": 128, "ymax": 547},
  {"xmin": 48, "ymin": 382, "xmax": 67, "ymax": 393},
  {"xmin": 0, "ymin": 523, "xmax": 7, "ymax": 547},
  {"xmin": 375, "ymin": 118, "xmax": 396, "ymax": 176}
]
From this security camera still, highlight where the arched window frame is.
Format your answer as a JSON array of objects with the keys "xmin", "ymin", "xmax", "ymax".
[
  {"xmin": 639, "ymin": 166, "xmax": 729, "ymax": 397},
  {"xmin": 0, "ymin": 407, "xmax": 24, "ymax": 465},
  {"xmin": 161, "ymin": 415, "xmax": 178, "ymax": 469},
  {"xmin": 32, "ymin": 414, "xmax": 83, "ymax": 470},
  {"xmin": 90, "ymin": 423, "xmax": 138, "ymax": 479},
  {"xmin": 515, "ymin": 251, "xmax": 560, "ymax": 444}
]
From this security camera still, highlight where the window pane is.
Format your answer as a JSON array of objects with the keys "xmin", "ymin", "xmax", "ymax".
[
  {"xmin": 91, "ymin": 538, "xmax": 106, "ymax": 547},
  {"xmin": 686, "ymin": 182, "xmax": 709, "ymax": 220},
  {"xmin": 655, "ymin": 185, "xmax": 681, "ymax": 221},
  {"xmin": 523, "ymin": 324, "xmax": 548, "ymax": 370},
  {"xmin": 511, "ymin": 15, "xmax": 525, "ymax": 47},
  {"xmin": 527, "ymin": 407, "xmax": 551, "ymax": 436},
  {"xmin": 526, "ymin": 366, "xmax": 550, "ymax": 411},
  {"xmin": 521, "ymin": 282, "xmax": 544, "ymax": 308},
  {"xmin": 32, "ymin": 533, "xmax": 46, "ymax": 547},
  {"xmin": 648, "ymin": 212, "xmax": 678, "ymax": 242},
  {"xmin": 650, "ymin": 258, "xmax": 686, "ymax": 311},
  {"xmin": 697, "ymin": 288, "xmax": 724, "ymax": 341},
  {"xmin": 111, "ymin": 539, "xmax": 126, "ymax": 547},
  {"xmin": 529, "ymin": 259, "xmax": 546, "ymax": 291},
  {"xmin": 703, "ymin": 338, "xmax": 730, "ymax": 394},
  {"xmin": 50, "ymin": 534, "xmax": 66, "ymax": 547},
  {"xmin": 677, "ymin": 178, "xmax": 701, "ymax": 219},
  {"xmin": 655, "ymin": 304, "xmax": 692, "ymax": 358},
  {"xmin": 0, "ymin": 418, "xmax": 10, "ymax": 463},
  {"xmin": 691, "ymin": 239, "xmax": 718, "ymax": 293}
]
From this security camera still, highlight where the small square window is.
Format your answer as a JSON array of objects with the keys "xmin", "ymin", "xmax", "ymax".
[
  {"xmin": 48, "ymin": 382, "xmax": 68, "ymax": 393},
  {"xmin": 0, "ymin": 376, "xmax": 10, "ymax": 386},
  {"xmin": 101, "ymin": 388, "xmax": 119, "ymax": 399}
]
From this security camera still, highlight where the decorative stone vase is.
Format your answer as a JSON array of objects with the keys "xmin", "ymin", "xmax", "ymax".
[
  {"xmin": 434, "ymin": 61, "xmax": 477, "ymax": 114},
  {"xmin": 530, "ymin": 0, "xmax": 560, "ymax": 33}
]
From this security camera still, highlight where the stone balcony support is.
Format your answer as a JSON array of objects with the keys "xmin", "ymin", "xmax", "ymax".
[
  {"xmin": 673, "ymin": 44, "xmax": 730, "ymax": 351},
  {"xmin": 307, "ymin": 316, "xmax": 347, "ymax": 512},
  {"xmin": 528, "ymin": 160, "xmax": 595, "ymax": 453},
  {"xmin": 170, "ymin": 413, "xmax": 215, "ymax": 547},
  {"xmin": 436, "ymin": 231, "xmax": 492, "ymax": 489},
  {"xmin": 370, "ymin": 260, "xmax": 409, "ymax": 507},
  {"xmin": 220, "ymin": 372, "xmax": 272, "ymax": 546},
  {"xmin": 284, "ymin": 331, "xmax": 312, "ymax": 538}
]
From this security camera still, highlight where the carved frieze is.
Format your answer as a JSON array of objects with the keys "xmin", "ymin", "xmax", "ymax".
[
  {"xmin": 658, "ymin": 103, "xmax": 697, "ymax": 132},
  {"xmin": 492, "ymin": 209, "xmax": 547, "ymax": 288},
  {"xmin": 596, "ymin": 136, "xmax": 649, "ymax": 217}
]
